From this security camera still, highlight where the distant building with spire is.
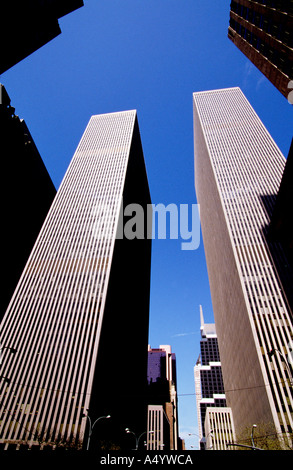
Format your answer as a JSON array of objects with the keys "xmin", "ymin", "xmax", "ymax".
[{"xmin": 194, "ymin": 306, "xmax": 235, "ymax": 450}]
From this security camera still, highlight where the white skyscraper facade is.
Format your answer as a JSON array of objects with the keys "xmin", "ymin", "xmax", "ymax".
[
  {"xmin": 0, "ymin": 110, "xmax": 152, "ymax": 450},
  {"xmin": 193, "ymin": 88, "xmax": 293, "ymax": 447}
]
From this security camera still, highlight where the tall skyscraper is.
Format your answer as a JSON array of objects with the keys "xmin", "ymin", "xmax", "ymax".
[
  {"xmin": 0, "ymin": 1, "xmax": 84, "ymax": 74},
  {"xmin": 193, "ymin": 87, "xmax": 293, "ymax": 448},
  {"xmin": 0, "ymin": 110, "xmax": 152, "ymax": 450},
  {"xmin": 147, "ymin": 345, "xmax": 179, "ymax": 450},
  {"xmin": 228, "ymin": 1, "xmax": 293, "ymax": 100},
  {"xmin": 0, "ymin": 84, "xmax": 56, "ymax": 320},
  {"xmin": 194, "ymin": 306, "xmax": 227, "ymax": 449}
]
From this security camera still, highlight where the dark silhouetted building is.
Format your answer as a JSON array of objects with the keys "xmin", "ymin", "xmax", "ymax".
[
  {"xmin": 269, "ymin": 139, "xmax": 293, "ymax": 283},
  {"xmin": 0, "ymin": 84, "xmax": 56, "ymax": 320},
  {"xmin": 228, "ymin": 0, "xmax": 293, "ymax": 100},
  {"xmin": 0, "ymin": 0, "xmax": 84, "ymax": 74}
]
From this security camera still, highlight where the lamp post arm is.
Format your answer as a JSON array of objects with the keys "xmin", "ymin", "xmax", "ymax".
[
  {"xmin": 137, "ymin": 431, "xmax": 147, "ymax": 449},
  {"xmin": 269, "ymin": 349, "xmax": 293, "ymax": 386},
  {"xmin": 85, "ymin": 415, "xmax": 92, "ymax": 450},
  {"xmin": 126, "ymin": 429, "xmax": 148, "ymax": 450},
  {"xmin": 227, "ymin": 442, "xmax": 264, "ymax": 450},
  {"xmin": 86, "ymin": 415, "xmax": 92, "ymax": 434},
  {"xmin": 92, "ymin": 416, "xmax": 105, "ymax": 430}
]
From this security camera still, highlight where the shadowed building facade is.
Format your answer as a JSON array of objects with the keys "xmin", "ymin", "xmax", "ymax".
[
  {"xmin": 268, "ymin": 139, "xmax": 293, "ymax": 283},
  {"xmin": 0, "ymin": 110, "xmax": 152, "ymax": 450},
  {"xmin": 193, "ymin": 87, "xmax": 293, "ymax": 447},
  {"xmin": 0, "ymin": 0, "xmax": 84, "ymax": 74},
  {"xmin": 0, "ymin": 84, "xmax": 56, "ymax": 321},
  {"xmin": 228, "ymin": 0, "xmax": 293, "ymax": 100}
]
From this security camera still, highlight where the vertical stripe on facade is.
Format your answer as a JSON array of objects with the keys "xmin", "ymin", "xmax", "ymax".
[{"xmin": 0, "ymin": 111, "xmax": 137, "ymax": 448}]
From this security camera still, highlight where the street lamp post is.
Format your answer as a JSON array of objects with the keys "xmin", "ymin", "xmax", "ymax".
[
  {"xmin": 227, "ymin": 442, "xmax": 264, "ymax": 450},
  {"xmin": 0, "ymin": 346, "xmax": 17, "ymax": 356},
  {"xmin": 251, "ymin": 424, "xmax": 257, "ymax": 449},
  {"xmin": 188, "ymin": 432, "xmax": 200, "ymax": 449},
  {"xmin": 204, "ymin": 429, "xmax": 213, "ymax": 450},
  {"xmin": 268, "ymin": 348, "xmax": 293, "ymax": 386},
  {"xmin": 0, "ymin": 346, "xmax": 16, "ymax": 383},
  {"xmin": 83, "ymin": 412, "xmax": 111, "ymax": 450},
  {"xmin": 0, "ymin": 375, "xmax": 10, "ymax": 384},
  {"xmin": 125, "ymin": 428, "xmax": 153, "ymax": 450}
]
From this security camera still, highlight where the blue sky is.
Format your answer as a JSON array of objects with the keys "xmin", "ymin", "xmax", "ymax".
[{"xmin": 1, "ymin": 0, "xmax": 292, "ymax": 450}]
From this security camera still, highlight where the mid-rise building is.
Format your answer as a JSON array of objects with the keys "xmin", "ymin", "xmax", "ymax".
[
  {"xmin": 194, "ymin": 306, "xmax": 227, "ymax": 449},
  {"xmin": 0, "ymin": 84, "xmax": 56, "ymax": 320},
  {"xmin": 147, "ymin": 345, "xmax": 179, "ymax": 450},
  {"xmin": 204, "ymin": 407, "xmax": 236, "ymax": 451},
  {"xmin": 193, "ymin": 87, "xmax": 293, "ymax": 448},
  {"xmin": 0, "ymin": 110, "xmax": 152, "ymax": 450},
  {"xmin": 228, "ymin": 0, "xmax": 293, "ymax": 100},
  {"xmin": 0, "ymin": 1, "xmax": 84, "ymax": 74},
  {"xmin": 147, "ymin": 405, "xmax": 170, "ymax": 450}
]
